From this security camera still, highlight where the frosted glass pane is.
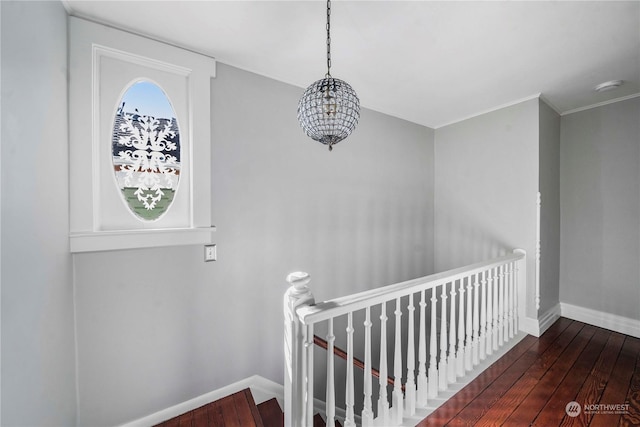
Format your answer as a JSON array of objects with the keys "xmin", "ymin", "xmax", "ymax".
[{"xmin": 111, "ymin": 81, "xmax": 181, "ymax": 221}]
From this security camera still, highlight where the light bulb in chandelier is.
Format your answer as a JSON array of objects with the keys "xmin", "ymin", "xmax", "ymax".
[
  {"xmin": 297, "ymin": 0, "xmax": 360, "ymax": 151},
  {"xmin": 323, "ymin": 89, "xmax": 337, "ymax": 117}
]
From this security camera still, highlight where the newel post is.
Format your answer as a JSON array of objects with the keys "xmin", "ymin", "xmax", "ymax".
[{"xmin": 284, "ymin": 272, "xmax": 315, "ymax": 427}]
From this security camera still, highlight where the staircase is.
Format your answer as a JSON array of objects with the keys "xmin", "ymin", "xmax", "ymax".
[{"xmin": 153, "ymin": 388, "xmax": 341, "ymax": 427}]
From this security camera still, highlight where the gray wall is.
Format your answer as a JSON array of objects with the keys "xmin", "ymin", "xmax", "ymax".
[
  {"xmin": 560, "ymin": 97, "xmax": 640, "ymax": 320},
  {"xmin": 539, "ymin": 100, "xmax": 561, "ymax": 315},
  {"xmin": 9, "ymin": 1, "xmax": 637, "ymax": 424},
  {"xmin": 1, "ymin": 2, "xmax": 77, "ymax": 426},
  {"xmin": 73, "ymin": 63, "xmax": 435, "ymax": 425},
  {"xmin": 434, "ymin": 99, "xmax": 540, "ymax": 319}
]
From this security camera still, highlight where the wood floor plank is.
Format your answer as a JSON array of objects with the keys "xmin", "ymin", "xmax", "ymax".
[
  {"xmin": 531, "ymin": 327, "xmax": 610, "ymax": 426},
  {"xmin": 257, "ymin": 398, "xmax": 284, "ymax": 427},
  {"xmin": 417, "ymin": 317, "xmax": 573, "ymax": 426},
  {"xmin": 450, "ymin": 351, "xmax": 540, "ymax": 425},
  {"xmin": 503, "ymin": 323, "xmax": 597, "ymax": 426},
  {"xmin": 245, "ymin": 389, "xmax": 265, "ymax": 427},
  {"xmin": 233, "ymin": 389, "xmax": 262, "ymax": 427},
  {"xmin": 219, "ymin": 390, "xmax": 260, "ymax": 427},
  {"xmin": 153, "ymin": 388, "xmax": 264, "ymax": 427},
  {"xmin": 448, "ymin": 319, "xmax": 577, "ymax": 425},
  {"xmin": 192, "ymin": 405, "xmax": 208, "ymax": 426},
  {"xmin": 472, "ymin": 320, "xmax": 586, "ymax": 426},
  {"xmin": 415, "ymin": 335, "xmax": 539, "ymax": 426},
  {"xmin": 157, "ymin": 417, "xmax": 180, "ymax": 427},
  {"xmin": 560, "ymin": 331, "xmax": 625, "ymax": 426},
  {"xmin": 527, "ymin": 320, "xmax": 587, "ymax": 380},
  {"xmin": 473, "ymin": 374, "xmax": 539, "ymax": 427},
  {"xmin": 221, "ymin": 392, "xmax": 243, "ymax": 427},
  {"xmin": 208, "ymin": 401, "xmax": 225, "ymax": 426},
  {"xmin": 177, "ymin": 411, "xmax": 194, "ymax": 427},
  {"xmin": 590, "ymin": 336, "xmax": 640, "ymax": 427},
  {"xmin": 619, "ymin": 341, "xmax": 640, "ymax": 427}
]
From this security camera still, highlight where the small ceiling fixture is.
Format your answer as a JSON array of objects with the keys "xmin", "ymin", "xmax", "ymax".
[
  {"xmin": 297, "ymin": 0, "xmax": 360, "ymax": 151},
  {"xmin": 594, "ymin": 80, "xmax": 624, "ymax": 93}
]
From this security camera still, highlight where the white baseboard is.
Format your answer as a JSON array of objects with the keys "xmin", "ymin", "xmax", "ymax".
[
  {"xmin": 560, "ymin": 303, "xmax": 640, "ymax": 338},
  {"xmin": 539, "ymin": 304, "xmax": 562, "ymax": 335},
  {"xmin": 519, "ymin": 316, "xmax": 541, "ymax": 336},
  {"xmin": 117, "ymin": 375, "xmax": 284, "ymax": 427},
  {"xmin": 518, "ymin": 304, "xmax": 561, "ymax": 337}
]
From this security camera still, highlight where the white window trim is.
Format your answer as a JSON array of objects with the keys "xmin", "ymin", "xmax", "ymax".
[{"xmin": 69, "ymin": 17, "xmax": 215, "ymax": 252}]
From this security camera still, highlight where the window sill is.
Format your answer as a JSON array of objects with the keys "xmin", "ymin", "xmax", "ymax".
[{"xmin": 70, "ymin": 226, "xmax": 216, "ymax": 253}]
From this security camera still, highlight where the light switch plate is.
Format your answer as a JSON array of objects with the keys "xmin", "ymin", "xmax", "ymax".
[{"xmin": 204, "ymin": 244, "xmax": 217, "ymax": 262}]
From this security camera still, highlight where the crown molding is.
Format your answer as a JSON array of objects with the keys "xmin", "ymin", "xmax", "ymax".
[
  {"xmin": 434, "ymin": 93, "xmax": 542, "ymax": 129},
  {"xmin": 562, "ymin": 93, "xmax": 640, "ymax": 116}
]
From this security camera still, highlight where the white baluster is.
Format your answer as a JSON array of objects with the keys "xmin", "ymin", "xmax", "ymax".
[
  {"xmin": 405, "ymin": 294, "xmax": 416, "ymax": 416},
  {"xmin": 417, "ymin": 290, "xmax": 428, "ymax": 407},
  {"xmin": 457, "ymin": 279, "xmax": 465, "ymax": 378},
  {"xmin": 507, "ymin": 262, "xmax": 514, "ymax": 339},
  {"xmin": 326, "ymin": 319, "xmax": 335, "ymax": 426},
  {"xmin": 498, "ymin": 265, "xmax": 504, "ymax": 347},
  {"xmin": 513, "ymin": 258, "xmax": 526, "ymax": 334},
  {"xmin": 492, "ymin": 267, "xmax": 499, "ymax": 351},
  {"xmin": 392, "ymin": 298, "xmax": 404, "ymax": 424},
  {"xmin": 472, "ymin": 273, "xmax": 480, "ymax": 366},
  {"xmin": 306, "ymin": 324, "xmax": 314, "ymax": 426},
  {"xmin": 504, "ymin": 263, "xmax": 511, "ymax": 341},
  {"xmin": 486, "ymin": 269, "xmax": 493, "ymax": 356},
  {"xmin": 439, "ymin": 284, "xmax": 448, "ymax": 391},
  {"xmin": 448, "ymin": 282, "xmax": 457, "ymax": 384},
  {"xmin": 378, "ymin": 303, "xmax": 389, "ymax": 426},
  {"xmin": 428, "ymin": 287, "xmax": 439, "ymax": 398},
  {"xmin": 345, "ymin": 313, "xmax": 355, "ymax": 427},
  {"xmin": 479, "ymin": 271, "xmax": 487, "ymax": 361},
  {"xmin": 362, "ymin": 308, "xmax": 374, "ymax": 426},
  {"xmin": 465, "ymin": 276, "xmax": 473, "ymax": 372}
]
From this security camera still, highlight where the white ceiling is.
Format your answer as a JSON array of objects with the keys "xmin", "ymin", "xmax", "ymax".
[{"xmin": 64, "ymin": 0, "xmax": 640, "ymax": 128}]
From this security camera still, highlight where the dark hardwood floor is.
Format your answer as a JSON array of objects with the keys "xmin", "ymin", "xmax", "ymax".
[
  {"xmin": 154, "ymin": 389, "xmax": 265, "ymax": 427},
  {"xmin": 417, "ymin": 317, "xmax": 640, "ymax": 426}
]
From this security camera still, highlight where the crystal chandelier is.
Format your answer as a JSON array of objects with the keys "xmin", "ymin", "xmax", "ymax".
[{"xmin": 297, "ymin": 0, "xmax": 360, "ymax": 151}]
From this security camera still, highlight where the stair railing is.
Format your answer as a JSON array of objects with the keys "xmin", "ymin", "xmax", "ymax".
[
  {"xmin": 313, "ymin": 334, "xmax": 402, "ymax": 392},
  {"xmin": 284, "ymin": 250, "xmax": 526, "ymax": 427}
]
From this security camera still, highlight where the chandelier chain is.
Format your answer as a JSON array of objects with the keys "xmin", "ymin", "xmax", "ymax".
[{"xmin": 326, "ymin": 0, "xmax": 331, "ymax": 77}]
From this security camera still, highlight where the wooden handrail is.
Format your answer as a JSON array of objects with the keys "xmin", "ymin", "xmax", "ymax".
[
  {"xmin": 297, "ymin": 251, "xmax": 525, "ymax": 325},
  {"xmin": 313, "ymin": 335, "xmax": 402, "ymax": 391}
]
